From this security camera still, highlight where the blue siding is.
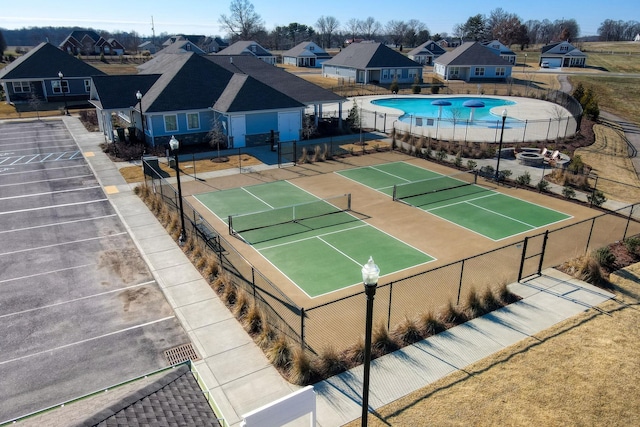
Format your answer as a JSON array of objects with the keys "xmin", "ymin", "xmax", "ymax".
[{"xmin": 246, "ymin": 111, "xmax": 278, "ymax": 134}]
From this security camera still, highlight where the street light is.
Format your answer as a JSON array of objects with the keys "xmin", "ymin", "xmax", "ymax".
[
  {"xmin": 136, "ymin": 90, "xmax": 145, "ymax": 143},
  {"xmin": 361, "ymin": 256, "xmax": 380, "ymax": 427},
  {"xmin": 169, "ymin": 135, "xmax": 186, "ymax": 244},
  {"xmin": 58, "ymin": 71, "xmax": 69, "ymax": 115},
  {"xmin": 495, "ymin": 109, "xmax": 508, "ymax": 182}
]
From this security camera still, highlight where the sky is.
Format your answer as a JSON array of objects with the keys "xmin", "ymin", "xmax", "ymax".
[{"xmin": 1, "ymin": 0, "xmax": 638, "ymax": 38}]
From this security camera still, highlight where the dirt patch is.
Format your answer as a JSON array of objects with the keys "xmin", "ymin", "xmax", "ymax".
[{"xmin": 98, "ymin": 249, "xmax": 149, "ymax": 282}]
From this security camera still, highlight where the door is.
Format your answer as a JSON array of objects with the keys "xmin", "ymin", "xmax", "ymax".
[
  {"xmin": 230, "ymin": 115, "xmax": 246, "ymax": 147},
  {"xmin": 278, "ymin": 111, "xmax": 300, "ymax": 142}
]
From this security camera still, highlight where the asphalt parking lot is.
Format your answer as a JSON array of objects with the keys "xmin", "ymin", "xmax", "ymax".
[{"xmin": 0, "ymin": 120, "xmax": 190, "ymax": 421}]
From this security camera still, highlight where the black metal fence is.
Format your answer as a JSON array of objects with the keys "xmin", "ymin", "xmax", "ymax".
[{"xmin": 143, "ymin": 159, "xmax": 640, "ymax": 356}]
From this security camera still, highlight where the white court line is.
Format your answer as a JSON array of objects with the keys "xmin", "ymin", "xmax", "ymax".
[
  {"xmin": 316, "ymin": 236, "xmax": 362, "ymax": 267},
  {"xmin": 0, "ymin": 263, "xmax": 94, "ymax": 285},
  {"xmin": 0, "ymin": 281, "xmax": 156, "ymax": 320},
  {"xmin": 369, "ymin": 164, "xmax": 414, "ymax": 183},
  {"xmin": 0, "ymin": 214, "xmax": 117, "ymax": 235},
  {"xmin": 258, "ymin": 223, "xmax": 368, "ymax": 251},
  {"xmin": 0, "ymin": 198, "xmax": 109, "ymax": 216},
  {"xmin": 0, "ymin": 232, "xmax": 128, "ymax": 256},
  {"xmin": 0, "ymin": 316, "xmax": 176, "ymax": 367},
  {"xmin": 0, "ymin": 174, "xmax": 94, "ymax": 188},
  {"xmin": 241, "ymin": 187, "xmax": 275, "ymax": 209},
  {"xmin": 0, "ymin": 185, "xmax": 101, "ymax": 201},
  {"xmin": 466, "ymin": 200, "xmax": 537, "ymax": 228}
]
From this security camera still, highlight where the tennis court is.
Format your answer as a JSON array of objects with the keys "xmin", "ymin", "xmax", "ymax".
[
  {"xmin": 195, "ymin": 180, "xmax": 434, "ymax": 297},
  {"xmin": 336, "ymin": 162, "xmax": 572, "ymax": 240}
]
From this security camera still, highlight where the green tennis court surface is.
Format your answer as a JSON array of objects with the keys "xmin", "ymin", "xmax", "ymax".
[
  {"xmin": 337, "ymin": 162, "xmax": 572, "ymax": 241},
  {"xmin": 195, "ymin": 181, "xmax": 434, "ymax": 297}
]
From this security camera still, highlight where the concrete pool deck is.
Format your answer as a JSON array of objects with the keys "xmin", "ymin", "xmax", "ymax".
[{"xmin": 316, "ymin": 95, "xmax": 577, "ymax": 144}]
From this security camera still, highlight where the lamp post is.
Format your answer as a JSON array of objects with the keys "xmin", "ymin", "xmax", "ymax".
[
  {"xmin": 136, "ymin": 90, "xmax": 145, "ymax": 143},
  {"xmin": 58, "ymin": 71, "xmax": 69, "ymax": 115},
  {"xmin": 361, "ymin": 256, "xmax": 380, "ymax": 427},
  {"xmin": 495, "ymin": 109, "xmax": 508, "ymax": 182},
  {"xmin": 523, "ymin": 53, "xmax": 527, "ymax": 72},
  {"xmin": 169, "ymin": 135, "xmax": 186, "ymax": 244}
]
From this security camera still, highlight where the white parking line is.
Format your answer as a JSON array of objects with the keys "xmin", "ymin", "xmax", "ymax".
[
  {"xmin": 0, "ymin": 185, "xmax": 101, "ymax": 201},
  {"xmin": 0, "ymin": 232, "xmax": 128, "ymax": 256},
  {"xmin": 0, "ymin": 316, "xmax": 176, "ymax": 366},
  {"xmin": 0, "ymin": 263, "xmax": 94, "ymax": 285},
  {"xmin": 0, "ymin": 199, "xmax": 109, "ymax": 216},
  {"xmin": 0, "ymin": 174, "xmax": 94, "ymax": 188},
  {"xmin": 0, "ymin": 280, "xmax": 156, "ymax": 320},
  {"xmin": 0, "ymin": 214, "xmax": 117, "ymax": 234}
]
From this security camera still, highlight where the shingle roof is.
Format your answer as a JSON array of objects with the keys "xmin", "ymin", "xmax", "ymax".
[
  {"xmin": 156, "ymin": 40, "xmax": 206, "ymax": 55},
  {"xmin": 91, "ymin": 74, "xmax": 161, "ymax": 110},
  {"xmin": 213, "ymin": 73, "xmax": 303, "ymax": 112},
  {"xmin": 407, "ymin": 40, "xmax": 446, "ymax": 57},
  {"xmin": 0, "ymin": 42, "xmax": 106, "ymax": 80},
  {"xmin": 323, "ymin": 42, "xmax": 421, "ymax": 69},
  {"xmin": 215, "ymin": 41, "xmax": 273, "ymax": 57},
  {"xmin": 282, "ymin": 42, "xmax": 331, "ymax": 59},
  {"xmin": 206, "ymin": 55, "xmax": 344, "ymax": 104},
  {"xmin": 435, "ymin": 41, "xmax": 512, "ymax": 67}
]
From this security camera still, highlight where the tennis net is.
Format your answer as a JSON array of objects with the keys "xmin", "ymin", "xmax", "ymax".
[
  {"xmin": 392, "ymin": 170, "xmax": 478, "ymax": 202},
  {"xmin": 228, "ymin": 194, "xmax": 352, "ymax": 236}
]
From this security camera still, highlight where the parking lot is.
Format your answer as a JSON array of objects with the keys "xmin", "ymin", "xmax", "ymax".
[{"xmin": 0, "ymin": 120, "xmax": 190, "ymax": 421}]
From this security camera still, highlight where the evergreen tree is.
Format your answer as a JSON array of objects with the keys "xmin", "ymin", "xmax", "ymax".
[{"xmin": 0, "ymin": 30, "xmax": 6, "ymax": 58}]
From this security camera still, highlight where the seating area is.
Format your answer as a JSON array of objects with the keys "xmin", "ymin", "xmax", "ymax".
[{"xmin": 515, "ymin": 147, "xmax": 570, "ymax": 167}]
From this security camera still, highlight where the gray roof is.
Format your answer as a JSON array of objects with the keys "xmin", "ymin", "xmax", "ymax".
[
  {"xmin": 206, "ymin": 55, "xmax": 345, "ymax": 104},
  {"xmin": 215, "ymin": 40, "xmax": 273, "ymax": 57},
  {"xmin": 407, "ymin": 40, "xmax": 446, "ymax": 57},
  {"xmin": 435, "ymin": 41, "xmax": 512, "ymax": 67},
  {"xmin": 282, "ymin": 42, "xmax": 331, "ymax": 59},
  {"xmin": 213, "ymin": 73, "xmax": 303, "ymax": 113},
  {"xmin": 323, "ymin": 42, "xmax": 421, "ymax": 69},
  {"xmin": 0, "ymin": 42, "xmax": 105, "ymax": 80},
  {"xmin": 156, "ymin": 40, "xmax": 206, "ymax": 55},
  {"xmin": 91, "ymin": 74, "xmax": 161, "ymax": 110}
]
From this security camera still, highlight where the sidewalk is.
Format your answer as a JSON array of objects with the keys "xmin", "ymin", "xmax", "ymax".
[{"xmin": 65, "ymin": 116, "xmax": 615, "ymax": 426}]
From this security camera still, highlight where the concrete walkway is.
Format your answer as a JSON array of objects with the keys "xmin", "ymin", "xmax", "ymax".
[{"xmin": 65, "ymin": 116, "xmax": 616, "ymax": 426}]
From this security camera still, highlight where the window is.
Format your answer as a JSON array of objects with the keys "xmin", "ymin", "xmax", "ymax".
[
  {"xmin": 164, "ymin": 115, "xmax": 178, "ymax": 132},
  {"xmin": 187, "ymin": 113, "xmax": 200, "ymax": 130},
  {"xmin": 382, "ymin": 69, "xmax": 389, "ymax": 79},
  {"xmin": 84, "ymin": 79, "xmax": 91, "ymax": 92},
  {"xmin": 474, "ymin": 67, "xmax": 485, "ymax": 77},
  {"xmin": 496, "ymin": 67, "xmax": 506, "ymax": 77},
  {"xmin": 13, "ymin": 82, "xmax": 31, "ymax": 93},
  {"xmin": 52, "ymin": 80, "xmax": 69, "ymax": 94},
  {"xmin": 449, "ymin": 66, "xmax": 459, "ymax": 78}
]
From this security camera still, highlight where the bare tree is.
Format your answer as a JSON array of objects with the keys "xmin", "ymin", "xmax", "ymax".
[
  {"xmin": 218, "ymin": 0, "xmax": 265, "ymax": 41},
  {"xmin": 315, "ymin": 16, "xmax": 340, "ymax": 48},
  {"xmin": 28, "ymin": 84, "xmax": 42, "ymax": 120},
  {"xmin": 386, "ymin": 20, "xmax": 408, "ymax": 46},
  {"xmin": 360, "ymin": 17, "xmax": 382, "ymax": 40},
  {"xmin": 208, "ymin": 115, "xmax": 228, "ymax": 162},
  {"xmin": 345, "ymin": 18, "xmax": 361, "ymax": 42}
]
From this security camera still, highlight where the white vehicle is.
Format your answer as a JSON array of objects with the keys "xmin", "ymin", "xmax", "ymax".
[{"xmin": 541, "ymin": 61, "xmax": 550, "ymax": 68}]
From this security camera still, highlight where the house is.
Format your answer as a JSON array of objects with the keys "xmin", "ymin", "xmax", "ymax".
[
  {"xmin": 0, "ymin": 42, "xmax": 105, "ymax": 105},
  {"xmin": 156, "ymin": 39, "xmax": 206, "ymax": 55},
  {"xmin": 482, "ymin": 40, "xmax": 517, "ymax": 65},
  {"xmin": 282, "ymin": 42, "xmax": 331, "ymax": 68},
  {"xmin": 138, "ymin": 41, "xmax": 158, "ymax": 54},
  {"xmin": 407, "ymin": 40, "xmax": 446, "ymax": 66},
  {"xmin": 214, "ymin": 41, "xmax": 277, "ymax": 65},
  {"xmin": 161, "ymin": 35, "xmax": 228, "ymax": 53},
  {"xmin": 433, "ymin": 41, "xmax": 513, "ymax": 82},
  {"xmin": 90, "ymin": 53, "xmax": 345, "ymax": 148},
  {"xmin": 322, "ymin": 42, "xmax": 423, "ymax": 84},
  {"xmin": 59, "ymin": 30, "xmax": 125, "ymax": 55},
  {"xmin": 540, "ymin": 41, "xmax": 587, "ymax": 68}
]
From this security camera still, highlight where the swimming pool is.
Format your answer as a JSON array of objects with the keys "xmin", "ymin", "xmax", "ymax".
[{"xmin": 372, "ymin": 96, "xmax": 517, "ymax": 124}]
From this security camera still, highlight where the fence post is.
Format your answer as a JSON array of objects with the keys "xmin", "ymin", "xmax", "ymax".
[
  {"xmin": 537, "ymin": 230, "xmax": 549, "ymax": 276},
  {"xmin": 585, "ymin": 218, "xmax": 596, "ymax": 253},
  {"xmin": 300, "ymin": 307, "xmax": 305, "ymax": 351},
  {"xmin": 387, "ymin": 282, "xmax": 393, "ymax": 330},
  {"xmin": 517, "ymin": 237, "xmax": 529, "ymax": 282},
  {"xmin": 456, "ymin": 259, "xmax": 465, "ymax": 305},
  {"xmin": 251, "ymin": 267, "xmax": 256, "ymax": 299}
]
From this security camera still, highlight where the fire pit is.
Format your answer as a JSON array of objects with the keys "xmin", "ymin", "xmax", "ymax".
[{"xmin": 516, "ymin": 151, "xmax": 545, "ymax": 166}]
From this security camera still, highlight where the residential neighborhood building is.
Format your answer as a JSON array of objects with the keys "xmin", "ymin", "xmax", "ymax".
[
  {"xmin": 407, "ymin": 40, "xmax": 447, "ymax": 66},
  {"xmin": 482, "ymin": 40, "xmax": 517, "ymax": 64},
  {"xmin": 156, "ymin": 39, "xmax": 206, "ymax": 55},
  {"xmin": 214, "ymin": 41, "xmax": 277, "ymax": 65},
  {"xmin": 322, "ymin": 42, "xmax": 423, "ymax": 84},
  {"xmin": 161, "ymin": 35, "xmax": 228, "ymax": 53},
  {"xmin": 59, "ymin": 30, "xmax": 125, "ymax": 56},
  {"xmin": 433, "ymin": 41, "xmax": 513, "ymax": 82},
  {"xmin": 0, "ymin": 42, "xmax": 105, "ymax": 105},
  {"xmin": 540, "ymin": 41, "xmax": 587, "ymax": 68},
  {"xmin": 282, "ymin": 42, "xmax": 331, "ymax": 68},
  {"xmin": 90, "ymin": 52, "xmax": 344, "ymax": 148}
]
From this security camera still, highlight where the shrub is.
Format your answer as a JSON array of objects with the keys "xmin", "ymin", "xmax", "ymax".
[
  {"xmin": 466, "ymin": 159, "xmax": 477, "ymax": 170},
  {"xmin": 463, "ymin": 287, "xmax": 485, "ymax": 319},
  {"xmin": 243, "ymin": 302, "xmax": 263, "ymax": 335},
  {"xmin": 266, "ymin": 335, "xmax": 292, "ymax": 370},
  {"xmin": 439, "ymin": 301, "xmax": 468, "ymax": 327},
  {"xmin": 480, "ymin": 286, "xmax": 503, "ymax": 312},
  {"xmin": 289, "ymin": 348, "xmax": 317, "ymax": 385},
  {"xmin": 233, "ymin": 288, "xmax": 250, "ymax": 319},
  {"xmin": 496, "ymin": 282, "xmax": 520, "ymax": 305},
  {"xmin": 390, "ymin": 79, "xmax": 399, "ymax": 94},
  {"xmin": 318, "ymin": 346, "xmax": 348, "ymax": 377},
  {"xmin": 435, "ymin": 148, "xmax": 447, "ymax": 161},
  {"xmin": 537, "ymin": 179, "xmax": 550, "ymax": 192},
  {"xmin": 453, "ymin": 152, "xmax": 462, "ymax": 167},
  {"xmin": 623, "ymin": 236, "xmax": 640, "ymax": 255},
  {"xmin": 256, "ymin": 323, "xmax": 277, "ymax": 350},
  {"xmin": 372, "ymin": 322, "xmax": 399, "ymax": 357},
  {"xmin": 222, "ymin": 282, "xmax": 237, "ymax": 306},
  {"xmin": 588, "ymin": 189, "xmax": 606, "ymax": 207},
  {"xmin": 342, "ymin": 337, "xmax": 365, "ymax": 367},
  {"xmin": 515, "ymin": 171, "xmax": 531, "ymax": 186},
  {"xmin": 592, "ymin": 246, "xmax": 616, "ymax": 271},
  {"xmin": 392, "ymin": 316, "xmax": 423, "ymax": 345},
  {"xmin": 562, "ymin": 185, "xmax": 576, "ymax": 199},
  {"xmin": 419, "ymin": 311, "xmax": 447, "ymax": 337}
]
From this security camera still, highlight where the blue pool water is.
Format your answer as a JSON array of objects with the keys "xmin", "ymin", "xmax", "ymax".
[{"xmin": 372, "ymin": 96, "xmax": 517, "ymax": 123}]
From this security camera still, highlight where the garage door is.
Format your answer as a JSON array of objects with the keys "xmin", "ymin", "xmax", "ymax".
[{"xmin": 278, "ymin": 112, "xmax": 300, "ymax": 142}]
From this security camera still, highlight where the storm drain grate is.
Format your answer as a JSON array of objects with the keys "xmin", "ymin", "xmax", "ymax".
[{"xmin": 164, "ymin": 343, "xmax": 200, "ymax": 365}]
